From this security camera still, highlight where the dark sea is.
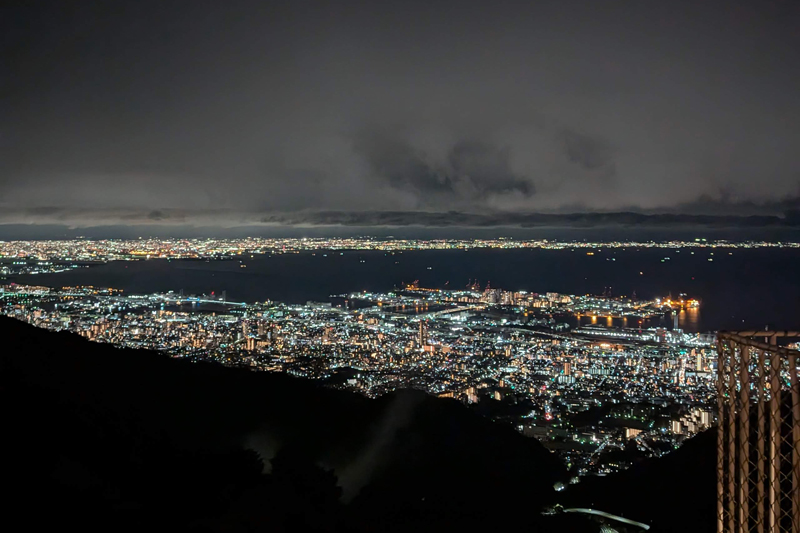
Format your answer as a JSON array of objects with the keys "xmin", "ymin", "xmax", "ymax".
[{"xmin": 14, "ymin": 248, "xmax": 800, "ymax": 333}]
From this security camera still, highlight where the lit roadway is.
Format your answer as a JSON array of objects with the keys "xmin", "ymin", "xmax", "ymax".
[{"xmin": 563, "ymin": 508, "xmax": 650, "ymax": 530}]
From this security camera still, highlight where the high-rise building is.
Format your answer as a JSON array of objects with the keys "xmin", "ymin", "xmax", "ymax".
[
  {"xmin": 418, "ymin": 321, "xmax": 428, "ymax": 347},
  {"xmin": 482, "ymin": 288, "xmax": 501, "ymax": 304},
  {"xmin": 501, "ymin": 291, "xmax": 515, "ymax": 305}
]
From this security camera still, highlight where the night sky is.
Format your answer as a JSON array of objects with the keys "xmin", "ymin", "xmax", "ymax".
[{"xmin": 3, "ymin": 1, "xmax": 800, "ymax": 228}]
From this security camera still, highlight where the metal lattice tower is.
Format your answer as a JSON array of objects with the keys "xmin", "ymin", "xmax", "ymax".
[{"xmin": 717, "ymin": 331, "xmax": 800, "ymax": 533}]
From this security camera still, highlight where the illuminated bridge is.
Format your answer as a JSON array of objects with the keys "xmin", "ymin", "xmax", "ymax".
[
  {"xmin": 159, "ymin": 296, "xmax": 247, "ymax": 307},
  {"xmin": 422, "ymin": 304, "xmax": 487, "ymax": 317},
  {"xmin": 369, "ymin": 302, "xmax": 485, "ymax": 317}
]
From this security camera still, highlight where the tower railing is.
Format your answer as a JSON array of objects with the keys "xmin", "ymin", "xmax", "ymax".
[{"xmin": 717, "ymin": 331, "xmax": 800, "ymax": 533}]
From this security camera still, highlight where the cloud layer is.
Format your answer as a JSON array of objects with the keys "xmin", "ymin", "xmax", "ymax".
[
  {"xmin": 1, "ymin": 206, "xmax": 798, "ymax": 230},
  {"xmin": 2, "ymin": 1, "xmax": 800, "ymax": 226}
]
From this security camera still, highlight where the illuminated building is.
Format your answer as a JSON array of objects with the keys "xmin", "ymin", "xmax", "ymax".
[{"xmin": 625, "ymin": 428, "xmax": 642, "ymax": 439}]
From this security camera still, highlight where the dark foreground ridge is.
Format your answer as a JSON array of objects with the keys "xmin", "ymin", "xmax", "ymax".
[{"xmin": 0, "ymin": 317, "xmax": 714, "ymax": 532}]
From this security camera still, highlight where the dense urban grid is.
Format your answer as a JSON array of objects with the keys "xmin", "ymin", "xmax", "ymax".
[
  {"xmin": 0, "ymin": 236, "xmax": 798, "ymax": 276},
  {"xmin": 1, "ymin": 278, "xmax": 717, "ymax": 477}
]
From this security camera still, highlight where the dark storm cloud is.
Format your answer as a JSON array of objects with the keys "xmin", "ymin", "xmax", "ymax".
[
  {"xmin": 562, "ymin": 130, "xmax": 615, "ymax": 175},
  {"xmin": 352, "ymin": 131, "xmax": 533, "ymax": 206},
  {"xmin": 448, "ymin": 141, "xmax": 534, "ymax": 196},
  {"xmin": 352, "ymin": 131, "xmax": 457, "ymax": 197},
  {"xmin": 2, "ymin": 0, "xmax": 800, "ymax": 226}
]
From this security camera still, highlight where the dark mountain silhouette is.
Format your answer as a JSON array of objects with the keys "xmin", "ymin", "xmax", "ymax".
[
  {"xmin": 560, "ymin": 428, "xmax": 716, "ymax": 532},
  {"xmin": 0, "ymin": 316, "xmax": 715, "ymax": 531}
]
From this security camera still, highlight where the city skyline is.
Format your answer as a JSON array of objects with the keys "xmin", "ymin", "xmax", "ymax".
[{"xmin": 0, "ymin": 280, "xmax": 717, "ymax": 478}]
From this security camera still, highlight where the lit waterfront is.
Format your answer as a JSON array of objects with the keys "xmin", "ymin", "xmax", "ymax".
[{"xmin": 8, "ymin": 246, "xmax": 800, "ymax": 331}]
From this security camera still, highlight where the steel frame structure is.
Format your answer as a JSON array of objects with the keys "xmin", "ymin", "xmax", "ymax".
[{"xmin": 717, "ymin": 331, "xmax": 800, "ymax": 533}]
